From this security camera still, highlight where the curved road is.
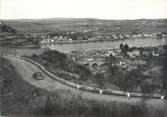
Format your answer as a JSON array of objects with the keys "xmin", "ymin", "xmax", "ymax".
[{"xmin": 3, "ymin": 56, "xmax": 167, "ymax": 110}]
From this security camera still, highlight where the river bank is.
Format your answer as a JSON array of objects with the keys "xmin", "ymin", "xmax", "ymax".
[
  {"xmin": 41, "ymin": 37, "xmax": 167, "ymax": 45},
  {"xmin": 41, "ymin": 37, "xmax": 167, "ymax": 53}
]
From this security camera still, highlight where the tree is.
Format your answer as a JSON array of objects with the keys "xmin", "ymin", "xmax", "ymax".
[
  {"xmin": 120, "ymin": 43, "xmax": 129, "ymax": 58},
  {"xmin": 120, "ymin": 43, "xmax": 123, "ymax": 50},
  {"xmin": 92, "ymin": 63, "xmax": 98, "ymax": 70},
  {"xmin": 85, "ymin": 63, "xmax": 90, "ymax": 67},
  {"xmin": 1, "ymin": 25, "xmax": 8, "ymax": 32},
  {"xmin": 0, "ymin": 25, "xmax": 16, "ymax": 33},
  {"xmin": 124, "ymin": 44, "xmax": 129, "ymax": 51}
]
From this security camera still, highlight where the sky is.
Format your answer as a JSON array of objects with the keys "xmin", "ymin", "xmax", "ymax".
[{"xmin": 0, "ymin": 0, "xmax": 167, "ymax": 20}]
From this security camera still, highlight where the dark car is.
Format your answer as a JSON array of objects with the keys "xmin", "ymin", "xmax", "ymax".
[{"xmin": 32, "ymin": 72, "xmax": 44, "ymax": 80}]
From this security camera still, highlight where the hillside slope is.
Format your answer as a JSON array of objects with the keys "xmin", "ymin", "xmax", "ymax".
[{"xmin": 0, "ymin": 24, "xmax": 39, "ymax": 48}]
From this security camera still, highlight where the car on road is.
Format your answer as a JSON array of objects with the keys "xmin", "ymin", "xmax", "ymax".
[{"xmin": 32, "ymin": 72, "xmax": 44, "ymax": 80}]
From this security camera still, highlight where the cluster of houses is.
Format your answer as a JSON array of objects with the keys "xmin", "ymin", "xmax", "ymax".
[
  {"xmin": 114, "ymin": 46, "xmax": 162, "ymax": 71},
  {"xmin": 40, "ymin": 31, "xmax": 167, "ymax": 44},
  {"xmin": 68, "ymin": 49, "xmax": 116, "ymax": 64},
  {"xmin": 127, "ymin": 49, "xmax": 160, "ymax": 58},
  {"xmin": 40, "ymin": 35, "xmax": 73, "ymax": 43},
  {"xmin": 67, "ymin": 46, "xmax": 162, "ymax": 73}
]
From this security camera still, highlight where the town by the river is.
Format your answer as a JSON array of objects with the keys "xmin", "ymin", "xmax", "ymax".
[{"xmin": 41, "ymin": 38, "xmax": 167, "ymax": 53}]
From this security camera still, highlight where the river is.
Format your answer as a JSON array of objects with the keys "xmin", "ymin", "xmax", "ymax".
[{"xmin": 41, "ymin": 38, "xmax": 167, "ymax": 53}]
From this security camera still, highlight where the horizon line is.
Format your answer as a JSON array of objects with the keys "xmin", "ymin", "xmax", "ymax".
[{"xmin": 1, "ymin": 17, "xmax": 167, "ymax": 21}]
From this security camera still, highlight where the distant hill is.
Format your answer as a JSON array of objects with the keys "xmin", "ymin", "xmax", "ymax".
[{"xmin": 1, "ymin": 18, "xmax": 167, "ymax": 35}]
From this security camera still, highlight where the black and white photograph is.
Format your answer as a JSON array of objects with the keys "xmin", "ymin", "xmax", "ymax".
[{"xmin": 0, "ymin": 0, "xmax": 167, "ymax": 117}]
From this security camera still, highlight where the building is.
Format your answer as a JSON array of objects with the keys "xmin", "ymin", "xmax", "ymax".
[{"xmin": 127, "ymin": 50, "xmax": 140, "ymax": 58}]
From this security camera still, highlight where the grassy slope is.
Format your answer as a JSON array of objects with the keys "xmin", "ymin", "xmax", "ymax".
[{"xmin": 0, "ymin": 57, "xmax": 167, "ymax": 117}]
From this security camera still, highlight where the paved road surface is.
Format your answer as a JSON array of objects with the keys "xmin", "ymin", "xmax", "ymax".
[{"xmin": 3, "ymin": 56, "xmax": 167, "ymax": 110}]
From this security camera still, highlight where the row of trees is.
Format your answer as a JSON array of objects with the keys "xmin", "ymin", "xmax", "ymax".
[
  {"xmin": 0, "ymin": 24, "xmax": 16, "ymax": 33},
  {"xmin": 120, "ymin": 43, "xmax": 130, "ymax": 57}
]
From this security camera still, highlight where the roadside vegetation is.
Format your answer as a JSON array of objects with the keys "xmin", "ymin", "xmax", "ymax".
[
  {"xmin": 27, "ymin": 45, "xmax": 167, "ymax": 95},
  {"xmin": 29, "ymin": 50, "xmax": 92, "ymax": 82},
  {"xmin": 0, "ymin": 57, "xmax": 166, "ymax": 117}
]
